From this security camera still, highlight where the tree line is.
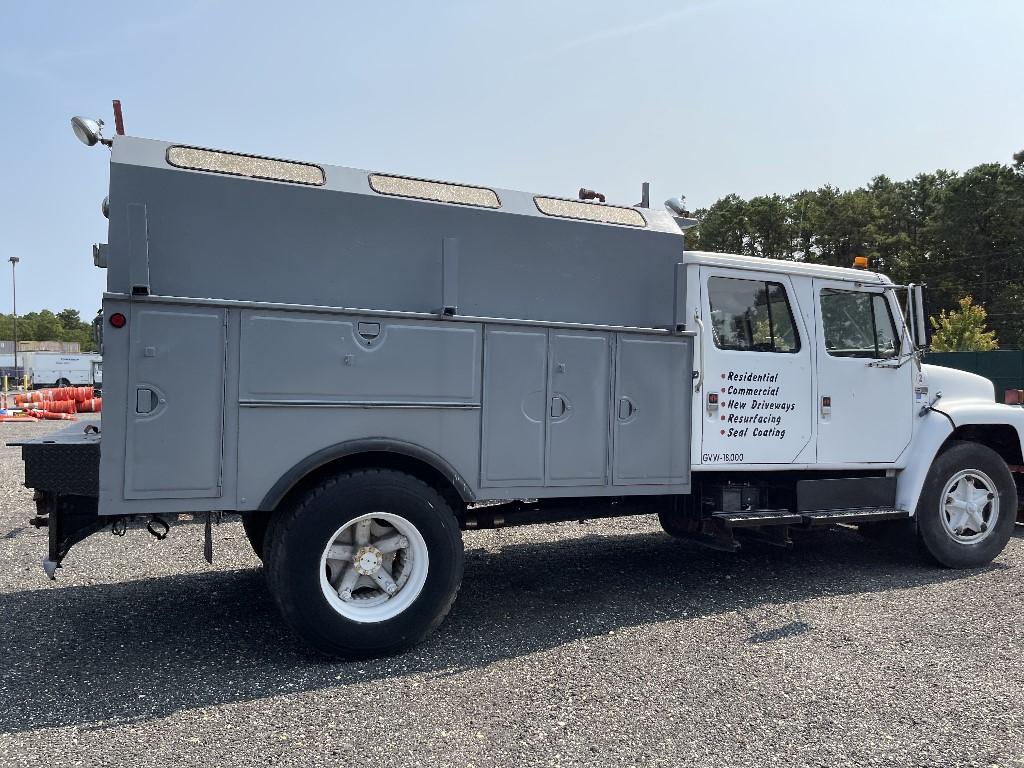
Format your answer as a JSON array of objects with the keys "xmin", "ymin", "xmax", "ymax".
[
  {"xmin": 686, "ymin": 152, "xmax": 1024, "ymax": 348},
  {"xmin": 0, "ymin": 309, "xmax": 97, "ymax": 352}
]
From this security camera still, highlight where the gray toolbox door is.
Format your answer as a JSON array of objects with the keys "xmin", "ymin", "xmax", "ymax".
[
  {"xmin": 124, "ymin": 307, "xmax": 227, "ymax": 499},
  {"xmin": 545, "ymin": 331, "xmax": 610, "ymax": 485},
  {"xmin": 613, "ymin": 335, "xmax": 691, "ymax": 485},
  {"xmin": 481, "ymin": 328, "xmax": 547, "ymax": 486}
]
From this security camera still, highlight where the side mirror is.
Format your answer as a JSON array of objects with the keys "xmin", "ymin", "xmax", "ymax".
[{"xmin": 908, "ymin": 284, "xmax": 930, "ymax": 349}]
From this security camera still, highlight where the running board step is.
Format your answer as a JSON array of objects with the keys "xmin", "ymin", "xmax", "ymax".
[
  {"xmin": 800, "ymin": 508, "xmax": 910, "ymax": 526},
  {"xmin": 712, "ymin": 510, "xmax": 803, "ymax": 528}
]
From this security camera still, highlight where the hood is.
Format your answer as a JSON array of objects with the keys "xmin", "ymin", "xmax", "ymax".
[{"xmin": 922, "ymin": 363, "xmax": 995, "ymax": 404}]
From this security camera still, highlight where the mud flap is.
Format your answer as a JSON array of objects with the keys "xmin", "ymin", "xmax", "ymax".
[{"xmin": 34, "ymin": 493, "xmax": 106, "ymax": 579}]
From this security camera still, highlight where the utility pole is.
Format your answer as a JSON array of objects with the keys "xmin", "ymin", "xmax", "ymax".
[{"xmin": 9, "ymin": 256, "xmax": 18, "ymax": 381}]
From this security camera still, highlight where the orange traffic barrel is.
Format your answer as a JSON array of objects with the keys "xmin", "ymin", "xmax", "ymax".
[{"xmin": 38, "ymin": 400, "xmax": 77, "ymax": 414}]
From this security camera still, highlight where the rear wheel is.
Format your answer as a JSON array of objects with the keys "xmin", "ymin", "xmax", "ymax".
[
  {"xmin": 914, "ymin": 441, "xmax": 1016, "ymax": 568},
  {"xmin": 264, "ymin": 469, "xmax": 464, "ymax": 657},
  {"xmin": 657, "ymin": 496, "xmax": 697, "ymax": 538},
  {"xmin": 55, "ymin": 378, "xmax": 70, "ymax": 388},
  {"xmin": 241, "ymin": 511, "xmax": 271, "ymax": 561}
]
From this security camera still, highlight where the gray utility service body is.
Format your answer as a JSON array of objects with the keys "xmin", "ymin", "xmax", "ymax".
[
  {"xmin": 100, "ymin": 137, "xmax": 693, "ymax": 513},
  {"xmin": 20, "ymin": 123, "xmax": 1024, "ymax": 657}
]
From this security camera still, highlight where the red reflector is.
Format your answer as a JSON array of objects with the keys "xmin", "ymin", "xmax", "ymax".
[{"xmin": 109, "ymin": 312, "xmax": 127, "ymax": 328}]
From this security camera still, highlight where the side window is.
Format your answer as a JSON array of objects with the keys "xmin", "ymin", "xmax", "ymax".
[
  {"xmin": 820, "ymin": 289, "xmax": 901, "ymax": 359},
  {"xmin": 707, "ymin": 277, "xmax": 801, "ymax": 353}
]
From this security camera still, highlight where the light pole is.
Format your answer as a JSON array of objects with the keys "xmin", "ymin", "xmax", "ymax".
[{"xmin": 9, "ymin": 256, "xmax": 18, "ymax": 382}]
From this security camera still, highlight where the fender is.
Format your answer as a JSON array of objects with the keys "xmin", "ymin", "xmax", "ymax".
[
  {"xmin": 258, "ymin": 438, "xmax": 476, "ymax": 512},
  {"xmin": 896, "ymin": 402, "xmax": 1024, "ymax": 515}
]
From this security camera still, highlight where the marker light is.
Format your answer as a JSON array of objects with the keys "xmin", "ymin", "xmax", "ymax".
[
  {"xmin": 853, "ymin": 256, "xmax": 869, "ymax": 269},
  {"xmin": 109, "ymin": 312, "xmax": 127, "ymax": 328}
]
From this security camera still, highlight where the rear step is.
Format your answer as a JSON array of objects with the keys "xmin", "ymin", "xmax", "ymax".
[
  {"xmin": 712, "ymin": 510, "xmax": 803, "ymax": 528},
  {"xmin": 800, "ymin": 508, "xmax": 910, "ymax": 526}
]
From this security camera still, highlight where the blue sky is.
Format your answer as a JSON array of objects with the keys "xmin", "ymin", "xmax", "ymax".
[{"xmin": 2, "ymin": 0, "xmax": 1022, "ymax": 316}]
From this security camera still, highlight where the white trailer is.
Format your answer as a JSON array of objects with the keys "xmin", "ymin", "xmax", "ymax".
[{"xmin": 23, "ymin": 352, "xmax": 102, "ymax": 389}]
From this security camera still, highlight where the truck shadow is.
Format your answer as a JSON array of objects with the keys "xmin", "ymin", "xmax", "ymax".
[{"xmin": 0, "ymin": 527, "xmax": 1003, "ymax": 733}]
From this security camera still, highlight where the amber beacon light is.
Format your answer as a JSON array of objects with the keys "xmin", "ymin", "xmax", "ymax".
[{"xmin": 852, "ymin": 255, "xmax": 869, "ymax": 269}]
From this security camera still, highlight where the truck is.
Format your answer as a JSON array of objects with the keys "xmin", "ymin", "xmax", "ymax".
[
  {"xmin": 17, "ymin": 112, "xmax": 1024, "ymax": 658},
  {"xmin": 22, "ymin": 351, "xmax": 102, "ymax": 389}
]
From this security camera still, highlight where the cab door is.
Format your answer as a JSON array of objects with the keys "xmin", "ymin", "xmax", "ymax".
[
  {"xmin": 812, "ymin": 280, "xmax": 913, "ymax": 463},
  {"xmin": 698, "ymin": 268, "xmax": 813, "ymax": 466}
]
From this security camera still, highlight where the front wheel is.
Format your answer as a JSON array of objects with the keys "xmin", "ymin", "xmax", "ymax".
[
  {"xmin": 915, "ymin": 441, "xmax": 1017, "ymax": 568},
  {"xmin": 264, "ymin": 469, "xmax": 464, "ymax": 658}
]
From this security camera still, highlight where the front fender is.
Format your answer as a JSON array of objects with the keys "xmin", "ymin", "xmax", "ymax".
[{"xmin": 895, "ymin": 402, "xmax": 1024, "ymax": 516}]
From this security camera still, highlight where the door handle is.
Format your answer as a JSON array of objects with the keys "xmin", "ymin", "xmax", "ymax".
[
  {"xmin": 136, "ymin": 387, "xmax": 158, "ymax": 414},
  {"xmin": 550, "ymin": 395, "xmax": 566, "ymax": 418},
  {"xmin": 617, "ymin": 396, "xmax": 636, "ymax": 421}
]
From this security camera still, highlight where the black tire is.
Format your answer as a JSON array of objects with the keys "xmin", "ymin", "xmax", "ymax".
[
  {"xmin": 914, "ymin": 441, "xmax": 1017, "ymax": 568},
  {"xmin": 55, "ymin": 378, "xmax": 71, "ymax": 388},
  {"xmin": 241, "ymin": 511, "xmax": 272, "ymax": 561},
  {"xmin": 264, "ymin": 469, "xmax": 464, "ymax": 658},
  {"xmin": 657, "ymin": 496, "xmax": 697, "ymax": 538}
]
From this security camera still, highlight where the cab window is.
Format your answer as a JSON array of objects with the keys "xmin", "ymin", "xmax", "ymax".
[
  {"xmin": 820, "ymin": 288, "xmax": 901, "ymax": 359},
  {"xmin": 707, "ymin": 277, "xmax": 800, "ymax": 353}
]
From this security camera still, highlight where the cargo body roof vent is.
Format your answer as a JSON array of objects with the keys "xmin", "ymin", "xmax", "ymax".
[
  {"xmin": 368, "ymin": 174, "xmax": 501, "ymax": 209},
  {"xmin": 534, "ymin": 196, "xmax": 646, "ymax": 227},
  {"xmin": 166, "ymin": 146, "xmax": 325, "ymax": 186}
]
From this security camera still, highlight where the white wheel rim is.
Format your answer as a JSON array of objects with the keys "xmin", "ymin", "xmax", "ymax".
[
  {"xmin": 939, "ymin": 469, "xmax": 999, "ymax": 545},
  {"xmin": 319, "ymin": 512, "xmax": 429, "ymax": 623}
]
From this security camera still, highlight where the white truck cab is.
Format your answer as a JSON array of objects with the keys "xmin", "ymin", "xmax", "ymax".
[
  {"xmin": 674, "ymin": 250, "xmax": 1023, "ymax": 565},
  {"xmin": 685, "ymin": 250, "xmax": 1024, "ymax": 516}
]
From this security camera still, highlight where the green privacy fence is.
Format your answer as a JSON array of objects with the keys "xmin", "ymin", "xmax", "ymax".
[{"xmin": 925, "ymin": 351, "xmax": 1024, "ymax": 401}]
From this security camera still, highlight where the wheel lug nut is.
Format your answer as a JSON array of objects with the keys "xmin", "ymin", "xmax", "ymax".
[
  {"xmin": 386, "ymin": 584, "xmax": 397, "ymax": 594},
  {"xmin": 398, "ymin": 536, "xmax": 409, "ymax": 548},
  {"xmin": 340, "ymin": 589, "xmax": 352, "ymax": 600}
]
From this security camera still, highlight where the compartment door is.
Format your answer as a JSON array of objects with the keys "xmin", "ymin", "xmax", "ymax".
[
  {"xmin": 613, "ymin": 336, "xmax": 691, "ymax": 485},
  {"xmin": 481, "ymin": 328, "xmax": 547, "ymax": 486},
  {"xmin": 124, "ymin": 307, "xmax": 227, "ymax": 499},
  {"xmin": 546, "ymin": 331, "xmax": 610, "ymax": 485}
]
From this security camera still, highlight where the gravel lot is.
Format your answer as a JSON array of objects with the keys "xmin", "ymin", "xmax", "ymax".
[{"xmin": 1, "ymin": 418, "xmax": 1023, "ymax": 767}]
